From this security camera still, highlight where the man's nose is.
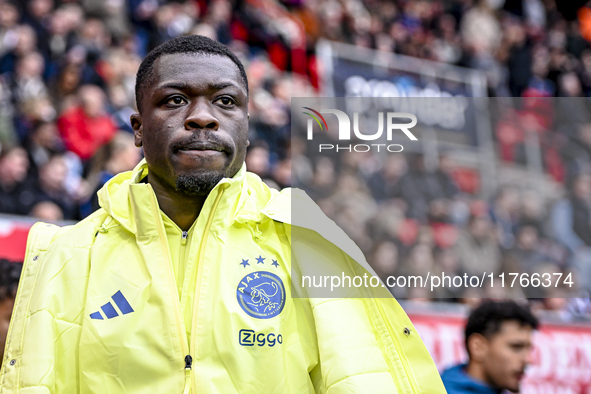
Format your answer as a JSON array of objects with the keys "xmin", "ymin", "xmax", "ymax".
[{"xmin": 184, "ymin": 102, "xmax": 219, "ymax": 130}]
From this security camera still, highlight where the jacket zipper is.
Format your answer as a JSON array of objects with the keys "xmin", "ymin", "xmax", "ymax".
[
  {"xmin": 149, "ymin": 192, "xmax": 192, "ymax": 393},
  {"xmin": 179, "ymin": 231, "xmax": 188, "ymax": 293},
  {"xmin": 189, "ymin": 186, "xmax": 226, "ymax": 393},
  {"xmin": 182, "ymin": 355, "xmax": 192, "ymax": 394}
]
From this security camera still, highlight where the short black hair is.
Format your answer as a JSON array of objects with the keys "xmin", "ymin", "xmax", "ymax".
[
  {"xmin": 465, "ymin": 300, "xmax": 539, "ymax": 357},
  {"xmin": 135, "ymin": 35, "xmax": 248, "ymax": 112}
]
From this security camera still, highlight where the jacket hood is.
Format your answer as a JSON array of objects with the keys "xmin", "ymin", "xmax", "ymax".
[{"xmin": 97, "ymin": 159, "xmax": 274, "ymax": 235}]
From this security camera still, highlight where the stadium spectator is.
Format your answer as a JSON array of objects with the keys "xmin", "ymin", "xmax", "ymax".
[
  {"xmin": 0, "ymin": 145, "xmax": 36, "ymax": 216},
  {"xmin": 560, "ymin": 122, "xmax": 591, "ymax": 180},
  {"xmin": 23, "ymin": 120, "xmax": 63, "ymax": 176},
  {"xmin": 369, "ymin": 239, "xmax": 400, "ymax": 283},
  {"xmin": 79, "ymin": 131, "xmax": 142, "ymax": 217},
  {"xmin": 56, "ymin": 84, "xmax": 116, "ymax": 160},
  {"xmin": 455, "ymin": 212, "xmax": 501, "ymax": 277},
  {"xmin": 399, "ymin": 243, "xmax": 436, "ymax": 297},
  {"xmin": 503, "ymin": 220, "xmax": 547, "ymax": 274},
  {"xmin": 8, "ymin": 51, "xmax": 48, "ymax": 108},
  {"xmin": 271, "ymin": 157, "xmax": 291, "ymax": 188},
  {"xmin": 31, "ymin": 153, "xmax": 76, "ymax": 220},
  {"xmin": 366, "ymin": 154, "xmax": 406, "ymax": 202},
  {"xmin": 552, "ymin": 172, "xmax": 591, "ymax": 292},
  {"xmin": 21, "ymin": 0, "xmax": 53, "ymax": 62},
  {"xmin": 489, "ymin": 186, "xmax": 520, "ymax": 249},
  {"xmin": 0, "ymin": 24, "xmax": 38, "ymax": 76},
  {"xmin": 49, "ymin": 63, "xmax": 82, "ymax": 113},
  {"xmin": 245, "ymin": 141, "xmax": 271, "ymax": 179},
  {"xmin": 0, "ymin": 3, "xmax": 20, "ymax": 59},
  {"xmin": 29, "ymin": 200, "xmax": 63, "ymax": 221},
  {"xmin": 441, "ymin": 300, "xmax": 539, "ymax": 394},
  {"xmin": 0, "ymin": 259, "xmax": 21, "ymax": 368}
]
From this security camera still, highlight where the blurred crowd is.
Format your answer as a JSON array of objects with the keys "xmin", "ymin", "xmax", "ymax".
[
  {"xmin": 290, "ymin": 98, "xmax": 591, "ymax": 321},
  {"xmin": 1, "ymin": 0, "xmax": 591, "ymax": 319},
  {"xmin": 0, "ymin": 0, "xmax": 317, "ymax": 222},
  {"xmin": 316, "ymin": 0, "xmax": 591, "ymax": 98},
  {"xmin": 293, "ymin": 127, "xmax": 591, "ymax": 317}
]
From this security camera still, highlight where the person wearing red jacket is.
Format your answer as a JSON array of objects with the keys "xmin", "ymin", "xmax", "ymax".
[{"xmin": 56, "ymin": 84, "xmax": 116, "ymax": 160}]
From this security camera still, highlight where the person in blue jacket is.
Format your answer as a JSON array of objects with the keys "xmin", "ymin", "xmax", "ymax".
[{"xmin": 441, "ymin": 300, "xmax": 539, "ymax": 394}]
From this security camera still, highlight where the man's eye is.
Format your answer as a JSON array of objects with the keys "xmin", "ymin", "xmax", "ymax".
[
  {"xmin": 215, "ymin": 97, "xmax": 235, "ymax": 106},
  {"xmin": 166, "ymin": 96, "xmax": 186, "ymax": 106}
]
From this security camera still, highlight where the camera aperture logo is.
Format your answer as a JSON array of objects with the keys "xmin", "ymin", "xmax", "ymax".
[{"xmin": 302, "ymin": 107, "xmax": 418, "ymax": 153}]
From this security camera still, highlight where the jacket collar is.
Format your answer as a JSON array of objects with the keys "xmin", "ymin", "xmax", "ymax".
[{"xmin": 98, "ymin": 159, "xmax": 269, "ymax": 237}]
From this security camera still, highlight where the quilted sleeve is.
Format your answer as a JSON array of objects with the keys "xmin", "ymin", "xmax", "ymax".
[
  {"xmin": 0, "ymin": 222, "xmax": 92, "ymax": 393},
  {"xmin": 297, "ymin": 233, "xmax": 445, "ymax": 394},
  {"xmin": 288, "ymin": 225, "xmax": 446, "ymax": 394}
]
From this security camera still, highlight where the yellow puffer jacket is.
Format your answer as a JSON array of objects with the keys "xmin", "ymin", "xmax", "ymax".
[{"xmin": 0, "ymin": 160, "xmax": 445, "ymax": 393}]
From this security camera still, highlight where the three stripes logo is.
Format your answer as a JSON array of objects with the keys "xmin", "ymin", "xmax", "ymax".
[{"xmin": 89, "ymin": 290, "xmax": 134, "ymax": 320}]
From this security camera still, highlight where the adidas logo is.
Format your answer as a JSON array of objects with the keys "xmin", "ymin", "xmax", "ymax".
[{"xmin": 90, "ymin": 290, "xmax": 134, "ymax": 320}]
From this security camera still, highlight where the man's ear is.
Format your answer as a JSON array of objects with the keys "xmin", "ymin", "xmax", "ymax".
[
  {"xmin": 130, "ymin": 113, "xmax": 143, "ymax": 147},
  {"xmin": 467, "ymin": 333, "xmax": 489, "ymax": 363}
]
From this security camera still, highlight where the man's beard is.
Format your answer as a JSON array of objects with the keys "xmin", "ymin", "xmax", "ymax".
[{"xmin": 176, "ymin": 171, "xmax": 225, "ymax": 196}]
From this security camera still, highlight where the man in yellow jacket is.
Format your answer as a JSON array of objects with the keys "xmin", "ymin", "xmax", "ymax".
[{"xmin": 0, "ymin": 35, "xmax": 445, "ymax": 393}]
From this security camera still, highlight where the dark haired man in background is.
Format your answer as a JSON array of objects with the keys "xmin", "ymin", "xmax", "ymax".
[
  {"xmin": 0, "ymin": 35, "xmax": 444, "ymax": 393},
  {"xmin": 441, "ymin": 300, "xmax": 539, "ymax": 394}
]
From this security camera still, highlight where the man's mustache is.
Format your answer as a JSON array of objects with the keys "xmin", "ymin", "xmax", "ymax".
[{"xmin": 171, "ymin": 135, "xmax": 232, "ymax": 154}]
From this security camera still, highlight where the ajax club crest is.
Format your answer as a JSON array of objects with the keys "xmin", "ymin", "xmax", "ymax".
[{"xmin": 236, "ymin": 271, "xmax": 286, "ymax": 319}]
